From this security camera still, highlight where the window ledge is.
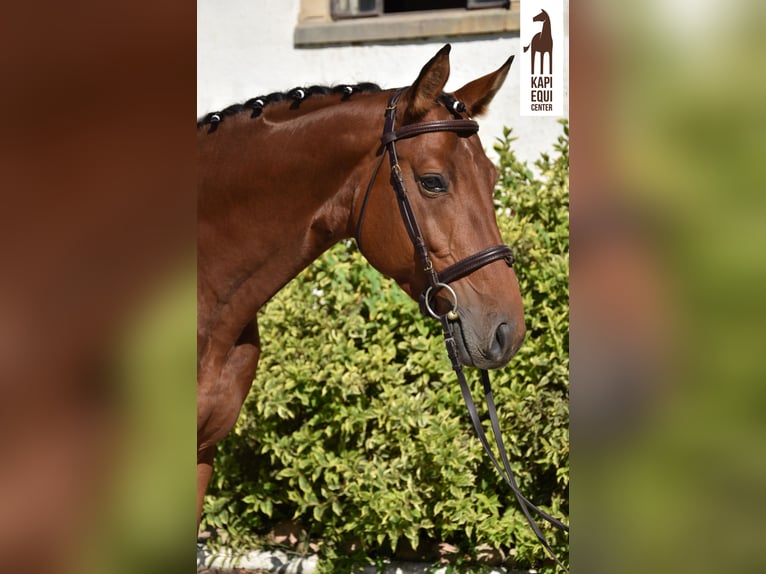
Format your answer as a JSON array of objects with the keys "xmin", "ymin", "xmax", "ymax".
[{"xmin": 294, "ymin": 7, "xmax": 520, "ymax": 47}]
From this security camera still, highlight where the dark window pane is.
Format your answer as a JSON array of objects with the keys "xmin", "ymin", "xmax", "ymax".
[{"xmin": 385, "ymin": 0, "xmax": 465, "ymax": 13}]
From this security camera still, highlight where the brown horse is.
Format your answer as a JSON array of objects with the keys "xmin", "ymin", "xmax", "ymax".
[{"xmin": 197, "ymin": 45, "xmax": 525, "ymax": 522}]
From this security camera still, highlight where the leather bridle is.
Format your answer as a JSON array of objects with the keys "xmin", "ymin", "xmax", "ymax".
[
  {"xmin": 357, "ymin": 89, "xmax": 570, "ymax": 571},
  {"xmin": 357, "ymin": 89, "xmax": 515, "ymax": 319}
]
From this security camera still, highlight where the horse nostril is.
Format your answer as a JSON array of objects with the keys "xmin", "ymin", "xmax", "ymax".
[
  {"xmin": 495, "ymin": 322, "xmax": 511, "ymax": 349},
  {"xmin": 486, "ymin": 322, "xmax": 513, "ymax": 362}
]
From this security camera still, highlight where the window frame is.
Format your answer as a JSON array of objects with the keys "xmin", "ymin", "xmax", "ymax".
[{"xmin": 296, "ymin": 0, "xmax": 519, "ymax": 47}]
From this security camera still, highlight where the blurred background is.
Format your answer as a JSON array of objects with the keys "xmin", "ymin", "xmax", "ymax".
[
  {"xmin": 0, "ymin": 2, "xmax": 196, "ymax": 573},
  {"xmin": 1, "ymin": 0, "xmax": 764, "ymax": 572},
  {"xmin": 570, "ymin": 0, "xmax": 766, "ymax": 572}
]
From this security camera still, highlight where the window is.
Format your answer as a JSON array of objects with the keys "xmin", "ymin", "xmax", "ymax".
[
  {"xmin": 297, "ymin": 0, "xmax": 518, "ymax": 46},
  {"xmin": 330, "ymin": 0, "xmax": 381, "ymax": 19},
  {"xmin": 331, "ymin": 0, "xmax": 508, "ymax": 20}
]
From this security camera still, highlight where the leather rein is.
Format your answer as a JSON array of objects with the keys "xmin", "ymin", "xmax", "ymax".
[{"xmin": 356, "ymin": 89, "xmax": 569, "ymax": 571}]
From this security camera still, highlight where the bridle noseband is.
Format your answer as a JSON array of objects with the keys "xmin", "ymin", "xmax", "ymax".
[{"xmin": 356, "ymin": 89, "xmax": 569, "ymax": 571}]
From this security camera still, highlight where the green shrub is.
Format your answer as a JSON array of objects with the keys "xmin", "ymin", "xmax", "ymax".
[{"xmin": 202, "ymin": 120, "xmax": 569, "ymax": 572}]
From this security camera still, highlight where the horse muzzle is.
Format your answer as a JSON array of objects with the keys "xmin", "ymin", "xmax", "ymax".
[{"xmin": 450, "ymin": 313, "xmax": 525, "ymax": 369}]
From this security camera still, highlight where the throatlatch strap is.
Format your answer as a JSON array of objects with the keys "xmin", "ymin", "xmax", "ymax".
[{"xmin": 355, "ymin": 150, "xmax": 387, "ymax": 252}]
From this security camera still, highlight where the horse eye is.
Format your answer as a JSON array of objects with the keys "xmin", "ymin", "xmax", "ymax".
[{"xmin": 419, "ymin": 174, "xmax": 448, "ymax": 194}]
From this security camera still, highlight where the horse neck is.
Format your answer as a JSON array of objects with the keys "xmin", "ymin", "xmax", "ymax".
[{"xmin": 198, "ymin": 92, "xmax": 388, "ymax": 317}]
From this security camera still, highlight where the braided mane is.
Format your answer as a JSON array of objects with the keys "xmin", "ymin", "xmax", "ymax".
[
  {"xmin": 197, "ymin": 83, "xmax": 383, "ymax": 132},
  {"xmin": 198, "ymin": 82, "xmax": 468, "ymax": 134}
]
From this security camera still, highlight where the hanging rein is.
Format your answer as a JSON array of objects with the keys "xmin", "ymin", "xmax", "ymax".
[{"xmin": 357, "ymin": 89, "xmax": 569, "ymax": 571}]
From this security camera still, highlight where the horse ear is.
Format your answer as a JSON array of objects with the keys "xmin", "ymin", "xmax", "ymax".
[
  {"xmin": 454, "ymin": 55, "xmax": 514, "ymax": 117},
  {"xmin": 403, "ymin": 44, "xmax": 452, "ymax": 122}
]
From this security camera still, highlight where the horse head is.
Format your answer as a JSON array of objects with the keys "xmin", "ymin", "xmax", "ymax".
[
  {"xmin": 355, "ymin": 45, "xmax": 525, "ymax": 369},
  {"xmin": 533, "ymin": 9, "xmax": 549, "ymax": 23}
]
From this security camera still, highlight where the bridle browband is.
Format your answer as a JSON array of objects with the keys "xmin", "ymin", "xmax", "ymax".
[{"xmin": 357, "ymin": 89, "xmax": 569, "ymax": 571}]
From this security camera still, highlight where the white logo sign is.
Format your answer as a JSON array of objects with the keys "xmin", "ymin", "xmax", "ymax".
[{"xmin": 520, "ymin": 0, "xmax": 564, "ymax": 116}]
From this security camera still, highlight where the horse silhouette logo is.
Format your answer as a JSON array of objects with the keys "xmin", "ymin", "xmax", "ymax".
[{"xmin": 523, "ymin": 9, "xmax": 553, "ymax": 75}]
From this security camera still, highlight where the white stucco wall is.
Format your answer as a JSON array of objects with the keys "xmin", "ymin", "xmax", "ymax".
[{"xmin": 197, "ymin": 1, "xmax": 568, "ymax": 165}]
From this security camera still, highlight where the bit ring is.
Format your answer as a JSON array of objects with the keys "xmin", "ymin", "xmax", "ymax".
[{"xmin": 423, "ymin": 282, "xmax": 459, "ymax": 321}]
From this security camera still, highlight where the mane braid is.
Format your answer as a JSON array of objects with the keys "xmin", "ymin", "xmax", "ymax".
[{"xmin": 198, "ymin": 82, "xmax": 382, "ymax": 132}]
